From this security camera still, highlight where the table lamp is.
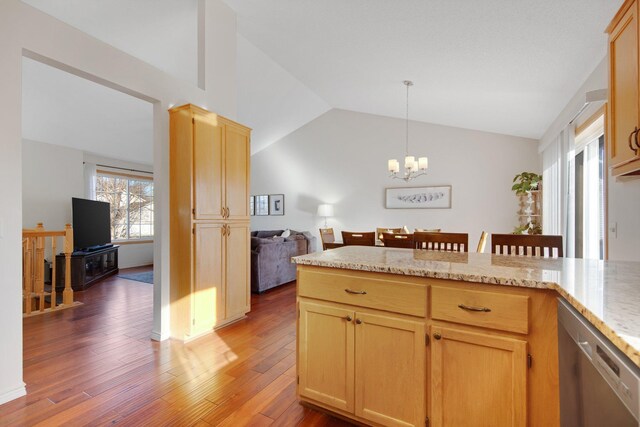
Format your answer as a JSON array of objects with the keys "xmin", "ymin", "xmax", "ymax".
[{"xmin": 317, "ymin": 204, "xmax": 334, "ymax": 228}]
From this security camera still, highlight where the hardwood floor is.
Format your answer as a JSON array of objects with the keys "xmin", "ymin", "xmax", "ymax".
[{"xmin": 0, "ymin": 267, "xmax": 354, "ymax": 426}]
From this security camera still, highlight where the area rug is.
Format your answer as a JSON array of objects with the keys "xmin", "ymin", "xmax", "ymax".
[{"xmin": 117, "ymin": 271, "xmax": 153, "ymax": 284}]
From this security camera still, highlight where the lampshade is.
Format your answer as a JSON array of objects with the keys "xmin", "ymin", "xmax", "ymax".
[
  {"xmin": 317, "ymin": 204, "xmax": 334, "ymax": 217},
  {"xmin": 387, "ymin": 81, "xmax": 429, "ymax": 182}
]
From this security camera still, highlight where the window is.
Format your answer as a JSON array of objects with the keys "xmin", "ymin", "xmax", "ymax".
[
  {"xmin": 569, "ymin": 111, "xmax": 605, "ymax": 259},
  {"xmin": 96, "ymin": 173, "xmax": 154, "ymax": 241}
]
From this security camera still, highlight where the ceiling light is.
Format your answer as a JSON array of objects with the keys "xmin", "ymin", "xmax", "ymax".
[{"xmin": 388, "ymin": 80, "xmax": 428, "ymax": 181}]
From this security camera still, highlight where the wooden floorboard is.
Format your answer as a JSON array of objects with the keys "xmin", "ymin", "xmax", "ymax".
[{"xmin": 0, "ymin": 267, "xmax": 353, "ymax": 426}]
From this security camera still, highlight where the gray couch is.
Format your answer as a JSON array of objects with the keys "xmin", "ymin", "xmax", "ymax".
[{"xmin": 251, "ymin": 230, "xmax": 316, "ymax": 293}]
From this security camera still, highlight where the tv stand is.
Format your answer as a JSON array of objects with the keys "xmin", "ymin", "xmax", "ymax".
[
  {"xmin": 56, "ymin": 245, "xmax": 119, "ymax": 291},
  {"xmin": 77, "ymin": 243, "xmax": 114, "ymax": 254}
]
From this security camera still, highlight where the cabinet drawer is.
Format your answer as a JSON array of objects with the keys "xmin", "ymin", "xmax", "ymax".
[
  {"xmin": 431, "ymin": 286, "xmax": 529, "ymax": 334},
  {"xmin": 298, "ymin": 269, "xmax": 426, "ymax": 317}
]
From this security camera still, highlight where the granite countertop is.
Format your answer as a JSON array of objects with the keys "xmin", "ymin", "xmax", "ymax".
[{"xmin": 293, "ymin": 246, "xmax": 640, "ymax": 367}]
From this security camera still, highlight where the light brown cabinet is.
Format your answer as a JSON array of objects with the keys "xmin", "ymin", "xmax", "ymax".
[
  {"xmin": 169, "ymin": 104, "xmax": 251, "ymax": 341},
  {"xmin": 193, "ymin": 223, "xmax": 225, "ymax": 332},
  {"xmin": 298, "ymin": 301, "xmax": 355, "ymax": 413},
  {"xmin": 224, "ymin": 222, "xmax": 251, "ymax": 319},
  {"xmin": 192, "ymin": 110, "xmax": 250, "ymax": 220},
  {"xmin": 608, "ymin": 0, "xmax": 640, "ymax": 176},
  {"xmin": 296, "ymin": 267, "xmax": 560, "ymax": 427},
  {"xmin": 428, "ymin": 279, "xmax": 559, "ymax": 427},
  {"xmin": 354, "ymin": 311, "xmax": 425, "ymax": 427},
  {"xmin": 430, "ymin": 326, "xmax": 527, "ymax": 427},
  {"xmin": 297, "ymin": 269, "xmax": 426, "ymax": 427}
]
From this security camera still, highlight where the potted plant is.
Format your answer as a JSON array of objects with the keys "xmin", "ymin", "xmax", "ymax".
[
  {"xmin": 513, "ymin": 221, "xmax": 542, "ymax": 235},
  {"xmin": 511, "ymin": 172, "xmax": 542, "ymax": 195}
]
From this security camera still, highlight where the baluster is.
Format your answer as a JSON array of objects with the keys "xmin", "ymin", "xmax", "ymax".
[
  {"xmin": 22, "ymin": 238, "xmax": 28, "ymax": 314},
  {"xmin": 25, "ymin": 237, "xmax": 34, "ymax": 314},
  {"xmin": 35, "ymin": 223, "xmax": 45, "ymax": 311},
  {"xmin": 63, "ymin": 224, "xmax": 74, "ymax": 306},
  {"xmin": 51, "ymin": 237, "xmax": 57, "ymax": 310}
]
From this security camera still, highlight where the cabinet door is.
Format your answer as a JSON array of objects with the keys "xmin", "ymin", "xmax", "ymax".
[
  {"xmin": 193, "ymin": 115, "xmax": 224, "ymax": 220},
  {"xmin": 224, "ymin": 125, "xmax": 250, "ymax": 220},
  {"xmin": 193, "ymin": 224, "xmax": 224, "ymax": 332},
  {"xmin": 225, "ymin": 222, "xmax": 250, "ymax": 320},
  {"xmin": 430, "ymin": 326, "xmax": 527, "ymax": 427},
  {"xmin": 298, "ymin": 300, "xmax": 355, "ymax": 413},
  {"xmin": 609, "ymin": 3, "xmax": 639, "ymax": 168},
  {"xmin": 354, "ymin": 312, "xmax": 425, "ymax": 427}
]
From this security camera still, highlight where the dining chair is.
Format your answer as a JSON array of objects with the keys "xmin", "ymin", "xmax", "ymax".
[
  {"xmin": 376, "ymin": 227, "xmax": 404, "ymax": 242},
  {"xmin": 342, "ymin": 231, "xmax": 376, "ymax": 246},
  {"xmin": 491, "ymin": 234, "xmax": 563, "ymax": 258},
  {"xmin": 381, "ymin": 232, "xmax": 414, "ymax": 248},
  {"xmin": 476, "ymin": 231, "xmax": 488, "ymax": 253},
  {"xmin": 319, "ymin": 228, "xmax": 336, "ymax": 250},
  {"xmin": 414, "ymin": 232, "xmax": 469, "ymax": 252}
]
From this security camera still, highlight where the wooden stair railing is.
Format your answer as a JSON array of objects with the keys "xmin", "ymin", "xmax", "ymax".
[{"xmin": 22, "ymin": 223, "xmax": 78, "ymax": 316}]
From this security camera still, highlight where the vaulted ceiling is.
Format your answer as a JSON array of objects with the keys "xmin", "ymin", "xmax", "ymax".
[
  {"xmin": 20, "ymin": 0, "xmax": 623, "ymax": 160},
  {"xmin": 227, "ymin": 0, "xmax": 623, "ymax": 141}
]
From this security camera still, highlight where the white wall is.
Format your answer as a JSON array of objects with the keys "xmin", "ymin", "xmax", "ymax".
[
  {"xmin": 237, "ymin": 34, "xmax": 331, "ymax": 154},
  {"xmin": 22, "ymin": 139, "xmax": 84, "ymax": 231},
  {"xmin": 539, "ymin": 57, "xmax": 640, "ymax": 261},
  {"xmin": 0, "ymin": 0, "xmax": 237, "ymax": 405},
  {"xmin": 251, "ymin": 109, "xmax": 540, "ymax": 247},
  {"xmin": 608, "ymin": 177, "xmax": 640, "ymax": 261}
]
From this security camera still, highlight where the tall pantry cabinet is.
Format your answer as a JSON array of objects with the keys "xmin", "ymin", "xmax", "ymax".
[{"xmin": 169, "ymin": 104, "xmax": 251, "ymax": 341}]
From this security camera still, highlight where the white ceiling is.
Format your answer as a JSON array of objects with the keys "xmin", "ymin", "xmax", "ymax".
[
  {"xmin": 226, "ymin": 0, "xmax": 623, "ymax": 140},
  {"xmin": 19, "ymin": 0, "xmax": 625, "ymax": 158},
  {"xmin": 22, "ymin": 57, "xmax": 154, "ymax": 164},
  {"xmin": 20, "ymin": 0, "xmax": 191, "ymax": 165},
  {"xmin": 21, "ymin": 0, "xmax": 198, "ymax": 85}
]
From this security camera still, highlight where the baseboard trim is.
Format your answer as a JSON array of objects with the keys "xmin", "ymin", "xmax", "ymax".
[
  {"xmin": 0, "ymin": 383, "xmax": 26, "ymax": 405},
  {"xmin": 150, "ymin": 330, "xmax": 169, "ymax": 342}
]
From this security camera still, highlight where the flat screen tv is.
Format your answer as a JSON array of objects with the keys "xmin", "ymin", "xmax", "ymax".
[{"xmin": 72, "ymin": 197, "xmax": 112, "ymax": 251}]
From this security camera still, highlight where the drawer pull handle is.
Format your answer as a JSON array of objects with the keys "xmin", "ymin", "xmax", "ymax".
[
  {"xmin": 344, "ymin": 315, "xmax": 353, "ymax": 322},
  {"xmin": 458, "ymin": 304, "xmax": 491, "ymax": 313},
  {"xmin": 345, "ymin": 289, "xmax": 367, "ymax": 295},
  {"xmin": 355, "ymin": 319, "xmax": 363, "ymax": 325},
  {"xmin": 433, "ymin": 332, "xmax": 442, "ymax": 340}
]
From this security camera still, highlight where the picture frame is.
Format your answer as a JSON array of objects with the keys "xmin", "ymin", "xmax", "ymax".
[
  {"xmin": 385, "ymin": 185, "xmax": 452, "ymax": 209},
  {"xmin": 255, "ymin": 195, "xmax": 269, "ymax": 216},
  {"xmin": 249, "ymin": 196, "xmax": 255, "ymax": 216},
  {"xmin": 269, "ymin": 194, "xmax": 285, "ymax": 215}
]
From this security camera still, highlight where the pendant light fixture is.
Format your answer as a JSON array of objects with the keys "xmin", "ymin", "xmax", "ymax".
[{"xmin": 388, "ymin": 80, "xmax": 428, "ymax": 181}]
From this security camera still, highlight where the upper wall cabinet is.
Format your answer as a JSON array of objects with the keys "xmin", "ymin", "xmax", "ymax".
[
  {"xmin": 184, "ymin": 106, "xmax": 251, "ymax": 221},
  {"xmin": 223, "ymin": 122, "xmax": 251, "ymax": 220},
  {"xmin": 608, "ymin": 0, "xmax": 640, "ymax": 176}
]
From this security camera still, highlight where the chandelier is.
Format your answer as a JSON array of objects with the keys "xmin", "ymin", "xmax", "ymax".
[{"xmin": 387, "ymin": 80, "xmax": 428, "ymax": 181}]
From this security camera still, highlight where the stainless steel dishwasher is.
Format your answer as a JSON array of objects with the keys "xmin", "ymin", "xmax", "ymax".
[{"xmin": 558, "ymin": 298, "xmax": 640, "ymax": 426}]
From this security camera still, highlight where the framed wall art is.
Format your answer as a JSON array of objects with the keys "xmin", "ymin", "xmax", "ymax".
[
  {"xmin": 269, "ymin": 194, "xmax": 285, "ymax": 215},
  {"xmin": 385, "ymin": 186, "xmax": 452, "ymax": 209},
  {"xmin": 255, "ymin": 195, "xmax": 269, "ymax": 215}
]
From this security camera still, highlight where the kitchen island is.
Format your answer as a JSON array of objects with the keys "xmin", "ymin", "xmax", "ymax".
[{"xmin": 293, "ymin": 246, "xmax": 640, "ymax": 427}]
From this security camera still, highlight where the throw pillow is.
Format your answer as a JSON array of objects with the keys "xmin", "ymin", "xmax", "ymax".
[{"xmin": 280, "ymin": 229, "xmax": 291, "ymax": 238}]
